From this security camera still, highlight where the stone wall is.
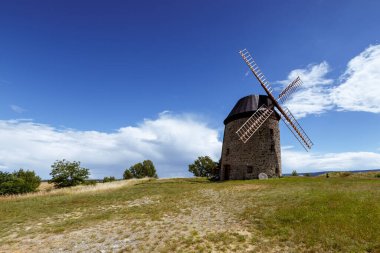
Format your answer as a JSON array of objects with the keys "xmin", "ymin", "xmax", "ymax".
[{"xmin": 220, "ymin": 114, "xmax": 281, "ymax": 180}]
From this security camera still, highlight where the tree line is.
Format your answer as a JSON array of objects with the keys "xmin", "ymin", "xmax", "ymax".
[
  {"xmin": 1, "ymin": 155, "xmax": 219, "ymax": 196},
  {"xmin": 0, "ymin": 159, "xmax": 158, "ymax": 195}
]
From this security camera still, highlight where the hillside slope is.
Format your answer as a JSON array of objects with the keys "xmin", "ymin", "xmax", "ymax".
[{"xmin": 1, "ymin": 176, "xmax": 379, "ymax": 252}]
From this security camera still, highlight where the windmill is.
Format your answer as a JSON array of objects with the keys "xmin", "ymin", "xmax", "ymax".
[{"xmin": 219, "ymin": 49, "xmax": 313, "ymax": 180}]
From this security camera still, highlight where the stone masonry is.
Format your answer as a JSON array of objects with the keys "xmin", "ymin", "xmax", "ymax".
[{"xmin": 220, "ymin": 95, "xmax": 282, "ymax": 180}]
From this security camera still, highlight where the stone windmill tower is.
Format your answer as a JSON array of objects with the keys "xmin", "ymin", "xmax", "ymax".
[{"xmin": 220, "ymin": 49, "xmax": 313, "ymax": 180}]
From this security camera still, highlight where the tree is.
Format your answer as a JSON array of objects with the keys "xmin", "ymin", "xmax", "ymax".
[
  {"xmin": 128, "ymin": 162, "xmax": 145, "ymax": 178},
  {"xmin": 0, "ymin": 169, "xmax": 41, "ymax": 195},
  {"xmin": 123, "ymin": 170, "xmax": 133, "ymax": 179},
  {"xmin": 292, "ymin": 170, "xmax": 298, "ymax": 176},
  {"xmin": 142, "ymin": 160, "xmax": 157, "ymax": 178},
  {"xmin": 49, "ymin": 159, "xmax": 90, "ymax": 188},
  {"xmin": 123, "ymin": 160, "xmax": 158, "ymax": 179},
  {"xmin": 188, "ymin": 156, "xmax": 217, "ymax": 178},
  {"xmin": 103, "ymin": 176, "xmax": 116, "ymax": 183}
]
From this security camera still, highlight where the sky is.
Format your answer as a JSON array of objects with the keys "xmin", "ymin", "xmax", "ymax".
[{"xmin": 1, "ymin": 0, "xmax": 380, "ymax": 179}]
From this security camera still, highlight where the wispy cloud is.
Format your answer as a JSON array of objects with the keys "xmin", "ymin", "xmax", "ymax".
[
  {"xmin": 332, "ymin": 44, "xmax": 380, "ymax": 113},
  {"xmin": 10, "ymin": 105, "xmax": 26, "ymax": 113},
  {"xmin": 282, "ymin": 147, "xmax": 380, "ymax": 173},
  {"xmin": 0, "ymin": 112, "xmax": 222, "ymax": 179},
  {"xmin": 278, "ymin": 61, "xmax": 334, "ymax": 118},
  {"xmin": 277, "ymin": 44, "xmax": 380, "ymax": 118}
]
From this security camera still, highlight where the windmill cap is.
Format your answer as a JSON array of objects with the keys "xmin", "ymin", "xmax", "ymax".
[{"xmin": 224, "ymin": 94, "xmax": 280, "ymax": 125}]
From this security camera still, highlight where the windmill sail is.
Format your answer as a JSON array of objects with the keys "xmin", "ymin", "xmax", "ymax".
[
  {"xmin": 278, "ymin": 76, "xmax": 303, "ymax": 103},
  {"xmin": 236, "ymin": 104, "xmax": 273, "ymax": 143},
  {"xmin": 278, "ymin": 106, "xmax": 313, "ymax": 150},
  {"xmin": 239, "ymin": 49, "xmax": 275, "ymax": 97},
  {"xmin": 238, "ymin": 48, "xmax": 313, "ymax": 150}
]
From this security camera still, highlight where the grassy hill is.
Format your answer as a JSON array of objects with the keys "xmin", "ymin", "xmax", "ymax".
[{"xmin": 0, "ymin": 175, "xmax": 379, "ymax": 252}]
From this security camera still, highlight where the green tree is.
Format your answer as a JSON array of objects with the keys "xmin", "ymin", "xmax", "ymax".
[
  {"xmin": 129, "ymin": 162, "xmax": 145, "ymax": 178},
  {"xmin": 292, "ymin": 170, "xmax": 298, "ymax": 176},
  {"xmin": 49, "ymin": 159, "xmax": 90, "ymax": 188},
  {"xmin": 142, "ymin": 160, "xmax": 157, "ymax": 178},
  {"xmin": 103, "ymin": 176, "xmax": 116, "ymax": 183},
  {"xmin": 188, "ymin": 156, "xmax": 217, "ymax": 177},
  {"xmin": 123, "ymin": 160, "xmax": 158, "ymax": 179},
  {"xmin": 123, "ymin": 170, "xmax": 133, "ymax": 179},
  {"xmin": 0, "ymin": 169, "xmax": 41, "ymax": 195}
]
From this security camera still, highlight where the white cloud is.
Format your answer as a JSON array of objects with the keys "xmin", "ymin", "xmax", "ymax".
[
  {"xmin": 1, "ymin": 113, "xmax": 378, "ymax": 178},
  {"xmin": 10, "ymin": 105, "xmax": 26, "ymax": 113},
  {"xmin": 277, "ymin": 44, "xmax": 380, "ymax": 118},
  {"xmin": 332, "ymin": 44, "xmax": 380, "ymax": 113},
  {"xmin": 0, "ymin": 113, "xmax": 222, "ymax": 179},
  {"xmin": 277, "ymin": 62, "xmax": 334, "ymax": 118},
  {"xmin": 278, "ymin": 61, "xmax": 333, "ymax": 88},
  {"xmin": 282, "ymin": 147, "xmax": 380, "ymax": 173}
]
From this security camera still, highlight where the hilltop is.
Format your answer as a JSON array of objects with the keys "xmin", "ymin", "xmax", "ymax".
[{"xmin": 1, "ymin": 175, "xmax": 379, "ymax": 252}]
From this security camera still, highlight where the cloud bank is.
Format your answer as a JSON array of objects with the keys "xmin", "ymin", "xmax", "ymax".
[
  {"xmin": 0, "ymin": 113, "xmax": 379, "ymax": 178},
  {"xmin": 0, "ymin": 113, "xmax": 222, "ymax": 179},
  {"xmin": 282, "ymin": 146, "xmax": 380, "ymax": 173},
  {"xmin": 278, "ymin": 44, "xmax": 380, "ymax": 118}
]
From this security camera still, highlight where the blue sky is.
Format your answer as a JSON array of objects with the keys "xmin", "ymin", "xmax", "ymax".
[{"xmin": 1, "ymin": 0, "xmax": 380, "ymax": 178}]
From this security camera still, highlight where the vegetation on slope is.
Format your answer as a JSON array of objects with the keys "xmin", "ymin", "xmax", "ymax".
[{"xmin": 0, "ymin": 176, "xmax": 379, "ymax": 252}]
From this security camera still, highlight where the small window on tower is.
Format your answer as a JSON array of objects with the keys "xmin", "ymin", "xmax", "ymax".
[
  {"xmin": 270, "ymin": 129, "xmax": 274, "ymax": 137},
  {"xmin": 247, "ymin": 166, "xmax": 253, "ymax": 174},
  {"xmin": 226, "ymin": 148, "xmax": 230, "ymax": 156},
  {"xmin": 271, "ymin": 144, "xmax": 275, "ymax": 152}
]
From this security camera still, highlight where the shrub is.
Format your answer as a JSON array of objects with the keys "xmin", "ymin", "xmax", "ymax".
[
  {"xmin": 49, "ymin": 159, "xmax": 90, "ymax": 188},
  {"xmin": 374, "ymin": 173, "xmax": 380, "ymax": 178},
  {"xmin": 188, "ymin": 156, "xmax": 218, "ymax": 178},
  {"xmin": 103, "ymin": 176, "xmax": 116, "ymax": 183},
  {"xmin": 83, "ymin": 180, "xmax": 97, "ymax": 186},
  {"xmin": 123, "ymin": 160, "xmax": 158, "ymax": 179},
  {"xmin": 304, "ymin": 173, "xmax": 311, "ymax": 177},
  {"xmin": 0, "ymin": 169, "xmax": 41, "ymax": 195},
  {"xmin": 291, "ymin": 170, "xmax": 298, "ymax": 176},
  {"xmin": 339, "ymin": 172, "xmax": 352, "ymax": 177}
]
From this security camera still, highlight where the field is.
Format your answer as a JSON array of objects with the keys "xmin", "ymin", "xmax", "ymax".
[{"xmin": 0, "ymin": 174, "xmax": 379, "ymax": 252}]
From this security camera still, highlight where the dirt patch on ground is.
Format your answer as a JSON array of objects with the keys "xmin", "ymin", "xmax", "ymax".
[{"xmin": 231, "ymin": 184, "xmax": 267, "ymax": 191}]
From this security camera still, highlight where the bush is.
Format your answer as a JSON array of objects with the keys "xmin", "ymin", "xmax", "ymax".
[
  {"xmin": 291, "ymin": 170, "xmax": 298, "ymax": 176},
  {"xmin": 83, "ymin": 180, "xmax": 97, "ymax": 186},
  {"xmin": 123, "ymin": 160, "xmax": 158, "ymax": 179},
  {"xmin": 304, "ymin": 173, "xmax": 311, "ymax": 177},
  {"xmin": 49, "ymin": 159, "xmax": 90, "ymax": 188},
  {"xmin": 103, "ymin": 176, "xmax": 116, "ymax": 183},
  {"xmin": 0, "ymin": 169, "xmax": 41, "ymax": 195},
  {"xmin": 374, "ymin": 173, "xmax": 380, "ymax": 178},
  {"xmin": 339, "ymin": 172, "xmax": 352, "ymax": 177},
  {"xmin": 188, "ymin": 156, "xmax": 218, "ymax": 178}
]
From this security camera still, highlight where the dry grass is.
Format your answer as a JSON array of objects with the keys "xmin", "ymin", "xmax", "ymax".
[{"xmin": 0, "ymin": 178, "xmax": 149, "ymax": 201}]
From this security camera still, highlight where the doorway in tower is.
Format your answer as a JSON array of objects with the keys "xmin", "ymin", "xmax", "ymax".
[{"xmin": 224, "ymin": 165, "xmax": 230, "ymax": 180}]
